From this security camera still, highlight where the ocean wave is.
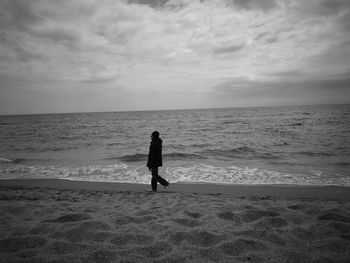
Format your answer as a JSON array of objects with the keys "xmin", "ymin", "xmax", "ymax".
[
  {"xmin": 297, "ymin": 151, "xmax": 335, "ymax": 157},
  {"xmin": 334, "ymin": 162, "xmax": 350, "ymax": 167},
  {"xmin": 200, "ymin": 147, "xmax": 252, "ymax": 157},
  {"xmin": 105, "ymin": 152, "xmax": 206, "ymax": 162},
  {"xmin": 199, "ymin": 147, "xmax": 279, "ymax": 160},
  {"xmin": 0, "ymin": 158, "xmax": 12, "ymax": 163},
  {"xmin": 289, "ymin": 123, "xmax": 303, "ymax": 126},
  {"xmin": 0, "ymin": 163, "xmax": 348, "ymax": 186},
  {"xmin": 119, "ymin": 154, "xmax": 147, "ymax": 162},
  {"xmin": 104, "ymin": 154, "xmax": 147, "ymax": 162},
  {"xmin": 164, "ymin": 153, "xmax": 206, "ymax": 160},
  {"xmin": 6, "ymin": 146, "xmax": 80, "ymax": 152},
  {"xmin": 0, "ymin": 122, "xmax": 16, "ymax": 125},
  {"xmin": 0, "ymin": 158, "xmax": 25, "ymax": 164},
  {"xmin": 107, "ymin": 142, "xmax": 121, "ymax": 146}
]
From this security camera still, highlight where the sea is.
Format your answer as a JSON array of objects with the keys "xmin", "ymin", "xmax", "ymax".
[{"xmin": 0, "ymin": 104, "xmax": 349, "ymax": 186}]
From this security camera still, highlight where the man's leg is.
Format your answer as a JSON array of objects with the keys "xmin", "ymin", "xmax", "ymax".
[
  {"xmin": 157, "ymin": 175, "xmax": 169, "ymax": 187},
  {"xmin": 154, "ymin": 167, "xmax": 169, "ymax": 187},
  {"xmin": 151, "ymin": 168, "xmax": 158, "ymax": 191}
]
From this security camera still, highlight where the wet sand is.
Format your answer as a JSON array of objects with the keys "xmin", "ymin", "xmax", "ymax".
[{"xmin": 0, "ymin": 179, "xmax": 349, "ymax": 262}]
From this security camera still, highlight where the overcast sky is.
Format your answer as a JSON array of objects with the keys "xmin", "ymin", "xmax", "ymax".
[{"xmin": 0, "ymin": 0, "xmax": 350, "ymax": 114}]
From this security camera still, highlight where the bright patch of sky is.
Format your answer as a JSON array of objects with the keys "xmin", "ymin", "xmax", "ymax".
[{"xmin": 1, "ymin": 0, "xmax": 350, "ymax": 114}]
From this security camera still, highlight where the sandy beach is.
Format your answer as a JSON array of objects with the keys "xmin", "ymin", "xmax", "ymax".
[{"xmin": 0, "ymin": 179, "xmax": 350, "ymax": 263}]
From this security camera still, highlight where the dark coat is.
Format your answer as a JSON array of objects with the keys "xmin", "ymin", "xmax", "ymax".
[{"xmin": 147, "ymin": 138, "xmax": 163, "ymax": 168}]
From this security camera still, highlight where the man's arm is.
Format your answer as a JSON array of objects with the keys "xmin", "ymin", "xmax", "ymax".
[{"xmin": 147, "ymin": 143, "xmax": 155, "ymax": 168}]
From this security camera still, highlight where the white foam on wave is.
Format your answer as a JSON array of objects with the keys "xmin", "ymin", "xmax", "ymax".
[
  {"xmin": 165, "ymin": 164, "xmax": 309, "ymax": 185},
  {"xmin": 0, "ymin": 162, "xmax": 348, "ymax": 186},
  {"xmin": 165, "ymin": 163, "xmax": 349, "ymax": 185},
  {"xmin": 0, "ymin": 163, "xmax": 149, "ymax": 184},
  {"xmin": 0, "ymin": 158, "xmax": 12, "ymax": 163}
]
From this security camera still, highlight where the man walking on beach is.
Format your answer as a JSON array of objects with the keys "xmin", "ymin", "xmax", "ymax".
[{"xmin": 147, "ymin": 131, "xmax": 170, "ymax": 192}]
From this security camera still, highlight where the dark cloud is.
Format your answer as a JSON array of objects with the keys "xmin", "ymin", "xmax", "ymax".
[
  {"xmin": 254, "ymin": 32, "xmax": 279, "ymax": 44},
  {"xmin": 0, "ymin": 73, "xmax": 44, "ymax": 92},
  {"xmin": 265, "ymin": 36, "xmax": 278, "ymax": 44},
  {"xmin": 13, "ymin": 46, "xmax": 48, "ymax": 63},
  {"xmin": 254, "ymin": 32, "xmax": 269, "ymax": 41},
  {"xmin": 296, "ymin": 0, "xmax": 350, "ymax": 16},
  {"xmin": 128, "ymin": 0, "xmax": 279, "ymax": 11},
  {"xmin": 31, "ymin": 27, "xmax": 81, "ymax": 49},
  {"xmin": 0, "ymin": 0, "xmax": 96, "ymax": 29},
  {"xmin": 228, "ymin": 0, "xmax": 278, "ymax": 11},
  {"xmin": 0, "ymin": 0, "xmax": 84, "ymax": 50},
  {"xmin": 210, "ymin": 75, "xmax": 350, "ymax": 106},
  {"xmin": 0, "ymin": 0, "xmax": 41, "ymax": 30},
  {"xmin": 127, "ymin": 0, "xmax": 190, "ymax": 11},
  {"xmin": 81, "ymin": 76, "xmax": 118, "ymax": 85},
  {"xmin": 303, "ymin": 76, "xmax": 350, "ymax": 91},
  {"xmin": 0, "ymin": 32, "xmax": 48, "ymax": 62},
  {"xmin": 128, "ymin": 0, "xmax": 170, "ymax": 8},
  {"xmin": 213, "ymin": 42, "xmax": 245, "ymax": 55},
  {"xmin": 337, "ymin": 8, "xmax": 350, "ymax": 32},
  {"xmin": 267, "ymin": 70, "xmax": 305, "ymax": 78},
  {"xmin": 306, "ymin": 41, "xmax": 350, "ymax": 69},
  {"xmin": 213, "ymin": 75, "xmax": 350, "ymax": 105}
]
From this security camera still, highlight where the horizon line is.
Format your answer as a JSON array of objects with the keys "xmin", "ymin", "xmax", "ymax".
[{"xmin": 1, "ymin": 102, "xmax": 349, "ymax": 117}]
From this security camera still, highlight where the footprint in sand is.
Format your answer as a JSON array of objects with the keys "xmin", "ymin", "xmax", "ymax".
[
  {"xmin": 87, "ymin": 248, "xmax": 117, "ymax": 263},
  {"xmin": 195, "ymin": 247, "xmax": 225, "ymax": 262},
  {"xmin": 169, "ymin": 230, "xmax": 222, "ymax": 247},
  {"xmin": 253, "ymin": 216, "xmax": 288, "ymax": 229},
  {"xmin": 46, "ymin": 213, "xmax": 91, "ymax": 223},
  {"xmin": 183, "ymin": 210, "xmax": 203, "ymax": 219},
  {"xmin": 218, "ymin": 238, "xmax": 269, "ymax": 256},
  {"xmin": 114, "ymin": 215, "xmax": 158, "ymax": 225},
  {"xmin": 217, "ymin": 211, "xmax": 240, "ymax": 223},
  {"xmin": 325, "ymin": 221, "xmax": 350, "ymax": 234},
  {"xmin": 18, "ymin": 249, "xmax": 38, "ymax": 259},
  {"xmin": 78, "ymin": 220, "xmax": 111, "ymax": 231},
  {"xmin": 30, "ymin": 224, "xmax": 56, "ymax": 235},
  {"xmin": 231, "ymin": 229, "xmax": 287, "ymax": 247},
  {"xmin": 341, "ymin": 234, "xmax": 350, "ymax": 241},
  {"xmin": 290, "ymin": 224, "xmax": 337, "ymax": 242},
  {"xmin": 171, "ymin": 218, "xmax": 202, "ymax": 227},
  {"xmin": 311, "ymin": 238, "xmax": 350, "ymax": 253},
  {"xmin": 287, "ymin": 204, "xmax": 307, "ymax": 211},
  {"xmin": 111, "ymin": 234, "xmax": 154, "ymax": 246},
  {"xmin": 133, "ymin": 241, "xmax": 172, "ymax": 259},
  {"xmin": 318, "ymin": 212, "xmax": 350, "ymax": 223},
  {"xmin": 0, "ymin": 236, "xmax": 47, "ymax": 253},
  {"xmin": 46, "ymin": 240, "xmax": 92, "ymax": 255},
  {"xmin": 52, "ymin": 227, "xmax": 114, "ymax": 243},
  {"xmin": 241, "ymin": 209, "xmax": 279, "ymax": 223}
]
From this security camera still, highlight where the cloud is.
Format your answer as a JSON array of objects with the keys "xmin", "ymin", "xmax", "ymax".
[
  {"xmin": 81, "ymin": 74, "xmax": 119, "ymax": 85},
  {"xmin": 267, "ymin": 69, "xmax": 305, "ymax": 79},
  {"xmin": 31, "ymin": 26, "xmax": 81, "ymax": 48},
  {"xmin": 213, "ymin": 42, "xmax": 246, "ymax": 54},
  {"xmin": 0, "ymin": 0, "xmax": 41, "ymax": 30},
  {"xmin": 212, "ymin": 74, "xmax": 350, "ymax": 105},
  {"xmin": 0, "ymin": 0, "xmax": 350, "ymax": 114},
  {"xmin": 292, "ymin": 0, "xmax": 350, "ymax": 17},
  {"xmin": 128, "ymin": 0, "xmax": 171, "ymax": 8},
  {"xmin": 229, "ymin": 0, "xmax": 278, "ymax": 11},
  {"xmin": 337, "ymin": 7, "xmax": 350, "ymax": 32},
  {"xmin": 0, "ymin": 72, "xmax": 45, "ymax": 92},
  {"xmin": 12, "ymin": 46, "xmax": 47, "ymax": 63}
]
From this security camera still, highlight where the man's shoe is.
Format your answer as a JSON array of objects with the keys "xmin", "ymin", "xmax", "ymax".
[{"xmin": 163, "ymin": 183, "xmax": 170, "ymax": 192}]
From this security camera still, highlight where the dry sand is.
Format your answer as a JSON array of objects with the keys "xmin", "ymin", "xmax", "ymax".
[{"xmin": 0, "ymin": 179, "xmax": 350, "ymax": 263}]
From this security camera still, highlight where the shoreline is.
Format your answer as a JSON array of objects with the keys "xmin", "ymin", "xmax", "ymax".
[{"xmin": 1, "ymin": 178, "xmax": 349, "ymax": 200}]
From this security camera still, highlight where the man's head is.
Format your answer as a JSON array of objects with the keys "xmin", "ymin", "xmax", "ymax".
[{"xmin": 151, "ymin": 131, "xmax": 160, "ymax": 140}]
